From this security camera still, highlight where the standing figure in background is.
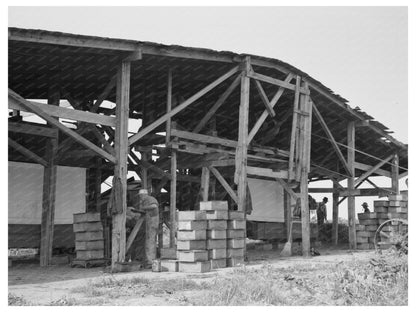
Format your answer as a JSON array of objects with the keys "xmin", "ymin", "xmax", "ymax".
[
  {"xmin": 317, "ymin": 197, "xmax": 328, "ymax": 240},
  {"xmin": 361, "ymin": 202, "xmax": 370, "ymax": 213},
  {"xmin": 139, "ymin": 189, "xmax": 159, "ymax": 268}
]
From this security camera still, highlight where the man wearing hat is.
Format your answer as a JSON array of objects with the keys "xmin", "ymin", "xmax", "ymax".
[{"xmin": 362, "ymin": 202, "xmax": 370, "ymax": 213}]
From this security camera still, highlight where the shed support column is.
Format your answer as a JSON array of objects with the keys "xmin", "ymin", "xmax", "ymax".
[
  {"xmin": 299, "ymin": 81, "xmax": 311, "ymax": 257},
  {"xmin": 40, "ymin": 85, "xmax": 59, "ymax": 266},
  {"xmin": 391, "ymin": 153, "xmax": 399, "ymax": 194},
  {"xmin": 111, "ymin": 61, "xmax": 130, "ymax": 268},
  {"xmin": 331, "ymin": 180, "xmax": 339, "ymax": 245},
  {"xmin": 347, "ymin": 121, "xmax": 356, "ymax": 249},
  {"xmin": 235, "ymin": 56, "xmax": 250, "ymax": 213}
]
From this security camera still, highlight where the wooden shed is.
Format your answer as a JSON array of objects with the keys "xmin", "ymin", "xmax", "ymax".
[{"xmin": 8, "ymin": 27, "xmax": 408, "ymax": 267}]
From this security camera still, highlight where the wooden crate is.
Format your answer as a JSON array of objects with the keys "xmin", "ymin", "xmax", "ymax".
[
  {"xmin": 207, "ymin": 230, "xmax": 227, "ymax": 239},
  {"xmin": 177, "ymin": 211, "xmax": 206, "ymax": 221},
  {"xmin": 200, "ymin": 201, "xmax": 228, "ymax": 211},
  {"xmin": 73, "ymin": 222, "xmax": 103, "ymax": 233},
  {"xmin": 226, "ymin": 257, "xmax": 244, "ymax": 267},
  {"xmin": 75, "ymin": 240, "xmax": 104, "ymax": 250},
  {"xmin": 160, "ymin": 260, "xmax": 179, "ymax": 272},
  {"xmin": 177, "ymin": 230, "xmax": 207, "ymax": 240},
  {"xmin": 177, "ymin": 240, "xmax": 206, "ymax": 250},
  {"xmin": 228, "ymin": 211, "xmax": 245, "ymax": 220},
  {"xmin": 177, "ymin": 250, "xmax": 208, "ymax": 262},
  {"xmin": 227, "ymin": 238, "xmax": 245, "ymax": 249},
  {"xmin": 210, "ymin": 259, "xmax": 227, "ymax": 269},
  {"xmin": 226, "ymin": 229, "xmax": 245, "ymax": 239},
  {"xmin": 207, "ymin": 220, "xmax": 227, "ymax": 230},
  {"xmin": 373, "ymin": 200, "xmax": 389, "ymax": 207},
  {"xmin": 228, "ymin": 220, "xmax": 246, "ymax": 230},
  {"xmin": 207, "ymin": 239, "xmax": 227, "ymax": 249},
  {"xmin": 76, "ymin": 249, "xmax": 104, "ymax": 260},
  {"xmin": 208, "ymin": 248, "xmax": 227, "ymax": 259},
  {"xmin": 205, "ymin": 210, "xmax": 228, "ymax": 220},
  {"xmin": 75, "ymin": 231, "xmax": 103, "ymax": 241},
  {"xmin": 177, "ymin": 220, "xmax": 207, "ymax": 231},
  {"xmin": 227, "ymin": 248, "xmax": 244, "ymax": 258},
  {"xmin": 73, "ymin": 212, "xmax": 101, "ymax": 223},
  {"xmin": 179, "ymin": 261, "xmax": 211, "ymax": 273}
]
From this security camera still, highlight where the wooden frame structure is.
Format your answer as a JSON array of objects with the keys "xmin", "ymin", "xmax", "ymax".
[{"xmin": 8, "ymin": 28, "xmax": 408, "ymax": 267}]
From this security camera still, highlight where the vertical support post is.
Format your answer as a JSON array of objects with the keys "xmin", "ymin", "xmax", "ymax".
[
  {"xmin": 347, "ymin": 121, "xmax": 356, "ymax": 249},
  {"xmin": 201, "ymin": 167, "xmax": 210, "ymax": 201},
  {"xmin": 391, "ymin": 153, "xmax": 399, "ymax": 194},
  {"xmin": 288, "ymin": 75, "xmax": 301, "ymax": 181},
  {"xmin": 112, "ymin": 61, "xmax": 130, "ymax": 268},
  {"xmin": 170, "ymin": 149, "xmax": 177, "ymax": 247},
  {"xmin": 141, "ymin": 148, "xmax": 151, "ymax": 191},
  {"xmin": 283, "ymin": 190, "xmax": 292, "ymax": 240},
  {"xmin": 40, "ymin": 84, "xmax": 59, "ymax": 266},
  {"xmin": 331, "ymin": 180, "xmax": 339, "ymax": 245},
  {"xmin": 167, "ymin": 69, "xmax": 176, "ymax": 248},
  {"xmin": 235, "ymin": 56, "xmax": 250, "ymax": 213},
  {"xmin": 299, "ymin": 81, "xmax": 311, "ymax": 257}
]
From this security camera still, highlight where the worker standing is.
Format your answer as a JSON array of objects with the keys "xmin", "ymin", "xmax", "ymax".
[
  {"xmin": 317, "ymin": 197, "xmax": 328, "ymax": 240},
  {"xmin": 138, "ymin": 189, "xmax": 159, "ymax": 268}
]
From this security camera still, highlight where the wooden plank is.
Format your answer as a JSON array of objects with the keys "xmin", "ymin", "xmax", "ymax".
[
  {"xmin": 8, "ymin": 121, "xmax": 58, "ymax": 138},
  {"xmin": 111, "ymin": 61, "xmax": 130, "ymax": 268},
  {"xmin": 312, "ymin": 103, "xmax": 352, "ymax": 176},
  {"xmin": 332, "ymin": 181, "xmax": 339, "ymax": 246},
  {"xmin": 200, "ymin": 167, "xmax": 210, "ymax": 201},
  {"xmin": 209, "ymin": 166, "xmax": 238, "ymax": 203},
  {"xmin": 8, "ymin": 138, "xmax": 48, "ymax": 167},
  {"xmin": 354, "ymin": 161, "xmax": 392, "ymax": 178},
  {"xmin": 300, "ymin": 167, "xmax": 310, "ymax": 257},
  {"xmin": 391, "ymin": 154, "xmax": 399, "ymax": 194},
  {"xmin": 128, "ymin": 66, "xmax": 240, "ymax": 146},
  {"xmin": 305, "ymin": 95, "xmax": 313, "ymax": 172},
  {"xmin": 275, "ymin": 177, "xmax": 299, "ymax": 200},
  {"xmin": 253, "ymin": 79, "xmax": 276, "ymax": 117},
  {"xmin": 339, "ymin": 188, "xmax": 394, "ymax": 197},
  {"xmin": 246, "ymin": 166, "xmax": 289, "ymax": 179},
  {"xmin": 347, "ymin": 121, "xmax": 356, "ymax": 250},
  {"xmin": 259, "ymin": 108, "xmax": 292, "ymax": 145},
  {"xmin": 308, "ymin": 188, "xmax": 335, "ymax": 193},
  {"xmin": 247, "ymin": 73, "xmax": 294, "ymax": 144},
  {"xmin": 91, "ymin": 75, "xmax": 117, "ymax": 113},
  {"xmin": 165, "ymin": 69, "xmax": 173, "ymax": 143},
  {"xmin": 354, "ymin": 155, "xmax": 394, "ymax": 186},
  {"xmin": 126, "ymin": 217, "xmax": 144, "ymax": 253},
  {"xmin": 235, "ymin": 57, "xmax": 251, "ymax": 214},
  {"xmin": 193, "ymin": 74, "xmax": 241, "ymax": 133},
  {"xmin": 247, "ymin": 71, "xmax": 309, "ymax": 94},
  {"xmin": 9, "ymin": 97, "xmax": 116, "ymax": 127},
  {"xmin": 170, "ymin": 150, "xmax": 177, "ymax": 247},
  {"xmin": 398, "ymin": 171, "xmax": 408, "ymax": 180},
  {"xmin": 288, "ymin": 76, "xmax": 300, "ymax": 181},
  {"xmin": 9, "ymin": 89, "xmax": 117, "ymax": 163}
]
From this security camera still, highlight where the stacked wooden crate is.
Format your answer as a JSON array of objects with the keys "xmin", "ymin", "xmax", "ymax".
[
  {"xmin": 202, "ymin": 201, "xmax": 229, "ymax": 269},
  {"xmin": 356, "ymin": 194, "xmax": 408, "ymax": 250},
  {"xmin": 227, "ymin": 211, "xmax": 245, "ymax": 267},
  {"xmin": 177, "ymin": 210, "xmax": 210, "ymax": 273},
  {"xmin": 72, "ymin": 212, "xmax": 105, "ymax": 266}
]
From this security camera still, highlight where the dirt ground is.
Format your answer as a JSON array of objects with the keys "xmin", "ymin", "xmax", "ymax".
[{"xmin": 8, "ymin": 244, "xmax": 378, "ymax": 306}]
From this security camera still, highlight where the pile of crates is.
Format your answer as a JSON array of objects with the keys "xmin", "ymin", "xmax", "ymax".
[
  {"xmin": 356, "ymin": 193, "xmax": 408, "ymax": 250},
  {"xmin": 72, "ymin": 212, "xmax": 106, "ymax": 267},
  {"xmin": 160, "ymin": 201, "xmax": 246, "ymax": 273}
]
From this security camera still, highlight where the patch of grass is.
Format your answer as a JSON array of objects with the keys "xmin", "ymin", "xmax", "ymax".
[
  {"xmin": 8, "ymin": 293, "xmax": 29, "ymax": 306},
  {"xmin": 194, "ymin": 252, "xmax": 407, "ymax": 306}
]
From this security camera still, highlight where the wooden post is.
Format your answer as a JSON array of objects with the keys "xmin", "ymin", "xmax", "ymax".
[
  {"xmin": 170, "ymin": 149, "xmax": 177, "ymax": 247},
  {"xmin": 288, "ymin": 76, "xmax": 301, "ymax": 181},
  {"xmin": 201, "ymin": 167, "xmax": 210, "ymax": 201},
  {"xmin": 391, "ymin": 153, "xmax": 399, "ymax": 194},
  {"xmin": 111, "ymin": 61, "xmax": 130, "ymax": 268},
  {"xmin": 235, "ymin": 56, "xmax": 250, "ymax": 213},
  {"xmin": 299, "ymin": 81, "xmax": 311, "ymax": 257},
  {"xmin": 331, "ymin": 180, "xmax": 339, "ymax": 245},
  {"xmin": 40, "ymin": 84, "xmax": 59, "ymax": 266},
  {"xmin": 283, "ymin": 190, "xmax": 292, "ymax": 240},
  {"xmin": 347, "ymin": 121, "xmax": 356, "ymax": 249},
  {"xmin": 166, "ymin": 69, "xmax": 173, "ymax": 144}
]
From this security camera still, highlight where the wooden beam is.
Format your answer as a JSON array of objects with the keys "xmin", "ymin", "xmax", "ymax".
[
  {"xmin": 9, "ymin": 89, "xmax": 117, "ymax": 164},
  {"xmin": 347, "ymin": 121, "xmax": 356, "ymax": 250},
  {"xmin": 354, "ymin": 161, "xmax": 392, "ymax": 178},
  {"xmin": 91, "ymin": 75, "xmax": 117, "ymax": 113},
  {"xmin": 170, "ymin": 149, "xmax": 177, "ymax": 248},
  {"xmin": 399, "ymin": 171, "xmax": 408, "ymax": 180},
  {"xmin": 126, "ymin": 217, "xmax": 144, "ymax": 253},
  {"xmin": 9, "ymin": 96, "xmax": 116, "ymax": 127},
  {"xmin": 253, "ymin": 79, "xmax": 276, "ymax": 117},
  {"xmin": 200, "ymin": 167, "xmax": 210, "ymax": 201},
  {"xmin": 259, "ymin": 108, "xmax": 292, "ymax": 145},
  {"xmin": 354, "ymin": 155, "xmax": 394, "ymax": 186},
  {"xmin": 8, "ymin": 121, "xmax": 58, "ymax": 138},
  {"xmin": 391, "ymin": 153, "xmax": 399, "ymax": 194},
  {"xmin": 308, "ymin": 188, "xmax": 335, "ymax": 193},
  {"xmin": 312, "ymin": 103, "xmax": 352, "ymax": 177},
  {"xmin": 288, "ymin": 76, "xmax": 301, "ymax": 181},
  {"xmin": 339, "ymin": 188, "xmax": 394, "ymax": 197},
  {"xmin": 246, "ymin": 166, "xmax": 289, "ymax": 179},
  {"xmin": 247, "ymin": 71, "xmax": 309, "ymax": 94},
  {"xmin": 111, "ymin": 61, "xmax": 130, "ymax": 268},
  {"xmin": 332, "ymin": 180, "xmax": 339, "ymax": 246},
  {"xmin": 275, "ymin": 177, "xmax": 299, "ymax": 200},
  {"xmin": 165, "ymin": 69, "xmax": 173, "ymax": 143},
  {"xmin": 209, "ymin": 166, "xmax": 238, "ymax": 203},
  {"xmin": 247, "ymin": 73, "xmax": 294, "ymax": 144},
  {"xmin": 128, "ymin": 66, "xmax": 240, "ymax": 146},
  {"xmin": 235, "ymin": 55, "xmax": 250, "ymax": 211},
  {"xmin": 8, "ymin": 138, "xmax": 48, "ymax": 167},
  {"xmin": 193, "ymin": 74, "xmax": 241, "ymax": 133}
]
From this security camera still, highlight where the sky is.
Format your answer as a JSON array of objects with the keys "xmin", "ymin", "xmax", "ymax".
[{"xmin": 7, "ymin": 5, "xmax": 409, "ymax": 220}]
